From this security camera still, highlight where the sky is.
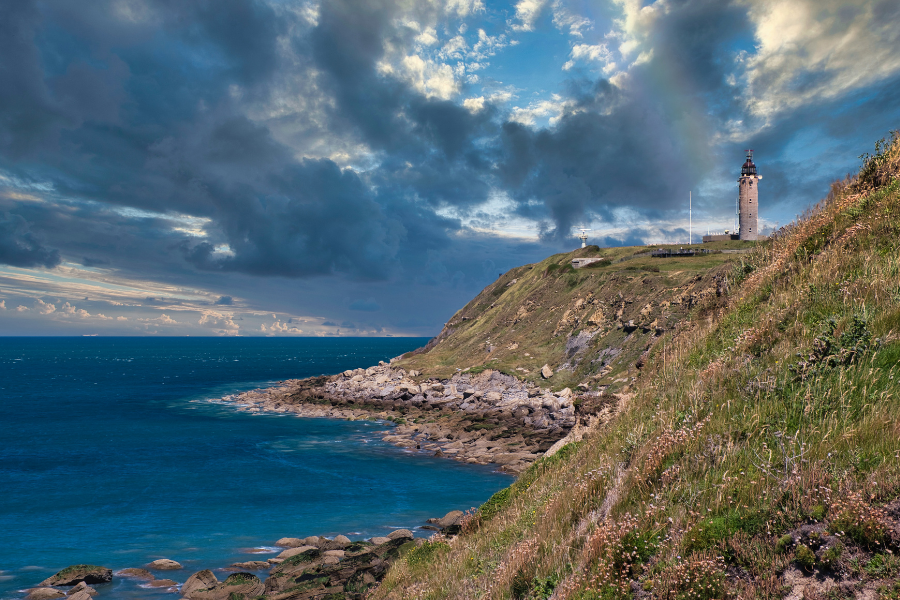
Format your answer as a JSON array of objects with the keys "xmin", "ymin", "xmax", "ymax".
[{"xmin": 1, "ymin": 0, "xmax": 899, "ymax": 337}]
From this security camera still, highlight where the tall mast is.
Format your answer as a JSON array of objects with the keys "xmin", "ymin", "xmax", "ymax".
[{"xmin": 689, "ymin": 191, "xmax": 692, "ymax": 245}]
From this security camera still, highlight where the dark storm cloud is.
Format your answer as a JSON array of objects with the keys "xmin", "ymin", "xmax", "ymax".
[
  {"xmin": 215, "ymin": 296, "xmax": 233, "ymax": 305},
  {"xmin": 0, "ymin": 213, "xmax": 61, "ymax": 268}
]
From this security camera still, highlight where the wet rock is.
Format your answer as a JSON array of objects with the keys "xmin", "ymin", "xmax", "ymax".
[
  {"xmin": 40, "ymin": 566, "xmax": 113, "ymax": 587},
  {"xmin": 180, "ymin": 570, "xmax": 219, "ymax": 598},
  {"xmin": 25, "ymin": 589, "xmax": 65, "ymax": 600},
  {"xmin": 115, "ymin": 568, "xmax": 153, "ymax": 580},
  {"xmin": 147, "ymin": 559, "xmax": 182, "ymax": 570}
]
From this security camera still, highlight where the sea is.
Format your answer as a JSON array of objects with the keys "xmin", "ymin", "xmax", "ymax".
[{"xmin": 0, "ymin": 337, "xmax": 513, "ymax": 598}]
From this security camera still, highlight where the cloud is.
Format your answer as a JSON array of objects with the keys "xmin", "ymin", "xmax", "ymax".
[
  {"xmin": 215, "ymin": 295, "xmax": 233, "ymax": 305},
  {"xmin": 350, "ymin": 298, "xmax": 380, "ymax": 312},
  {"xmin": 0, "ymin": 299, "xmax": 5, "ymax": 309},
  {"xmin": 34, "ymin": 298, "xmax": 56, "ymax": 314},
  {"xmin": 511, "ymin": 0, "xmax": 548, "ymax": 32},
  {"xmin": 261, "ymin": 319, "xmax": 303, "ymax": 335},
  {"xmin": 16, "ymin": 305, "xmax": 29, "ymax": 312},
  {"xmin": 563, "ymin": 44, "xmax": 613, "ymax": 71},
  {"xmin": 0, "ymin": 213, "xmax": 61, "ymax": 268},
  {"xmin": 198, "ymin": 310, "xmax": 239, "ymax": 333},
  {"xmin": 321, "ymin": 321, "xmax": 338, "ymax": 326}
]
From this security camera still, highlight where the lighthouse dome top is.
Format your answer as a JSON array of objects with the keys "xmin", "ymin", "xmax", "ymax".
[{"xmin": 741, "ymin": 149, "xmax": 758, "ymax": 176}]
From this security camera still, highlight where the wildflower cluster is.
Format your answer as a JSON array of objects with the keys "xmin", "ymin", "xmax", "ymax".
[
  {"xmin": 828, "ymin": 490, "xmax": 889, "ymax": 549},
  {"xmin": 654, "ymin": 554, "xmax": 727, "ymax": 600},
  {"xmin": 641, "ymin": 416, "xmax": 710, "ymax": 482}
]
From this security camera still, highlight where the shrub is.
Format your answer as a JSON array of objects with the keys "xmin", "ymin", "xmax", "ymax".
[
  {"xmin": 818, "ymin": 544, "xmax": 843, "ymax": 570},
  {"xmin": 865, "ymin": 553, "xmax": 900, "ymax": 579},
  {"xmin": 794, "ymin": 544, "xmax": 816, "ymax": 571},
  {"xmin": 775, "ymin": 534, "xmax": 794, "ymax": 554},
  {"xmin": 656, "ymin": 555, "xmax": 727, "ymax": 600},
  {"xmin": 828, "ymin": 491, "xmax": 888, "ymax": 549}
]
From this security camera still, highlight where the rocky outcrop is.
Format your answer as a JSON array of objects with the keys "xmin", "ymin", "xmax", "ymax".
[
  {"xmin": 65, "ymin": 582, "xmax": 96, "ymax": 596},
  {"xmin": 39, "ymin": 566, "xmax": 112, "ymax": 587},
  {"xmin": 188, "ymin": 573, "xmax": 264, "ymax": 600},
  {"xmin": 223, "ymin": 366, "xmax": 581, "ymax": 473},
  {"xmin": 115, "ymin": 568, "xmax": 153, "ymax": 580},
  {"xmin": 180, "ymin": 570, "xmax": 219, "ymax": 597}
]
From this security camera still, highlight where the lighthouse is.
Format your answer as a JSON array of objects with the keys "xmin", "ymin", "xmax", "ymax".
[{"xmin": 738, "ymin": 150, "xmax": 761, "ymax": 240}]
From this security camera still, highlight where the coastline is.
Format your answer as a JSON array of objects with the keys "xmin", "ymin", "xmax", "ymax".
[{"xmin": 218, "ymin": 361, "xmax": 603, "ymax": 474}]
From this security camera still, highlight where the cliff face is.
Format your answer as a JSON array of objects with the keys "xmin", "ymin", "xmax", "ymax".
[
  {"xmin": 398, "ymin": 239, "xmax": 752, "ymax": 393},
  {"xmin": 374, "ymin": 133, "xmax": 900, "ymax": 600}
]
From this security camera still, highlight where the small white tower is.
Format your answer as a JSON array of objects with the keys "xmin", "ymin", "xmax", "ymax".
[{"xmin": 578, "ymin": 228, "xmax": 591, "ymax": 248}]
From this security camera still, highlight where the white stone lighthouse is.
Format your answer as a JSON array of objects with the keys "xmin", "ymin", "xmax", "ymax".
[{"xmin": 738, "ymin": 150, "xmax": 761, "ymax": 241}]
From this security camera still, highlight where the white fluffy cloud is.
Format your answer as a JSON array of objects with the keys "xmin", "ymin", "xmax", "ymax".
[
  {"xmin": 35, "ymin": 299, "xmax": 56, "ymax": 314},
  {"xmin": 198, "ymin": 310, "xmax": 240, "ymax": 334},
  {"xmin": 563, "ymin": 43, "xmax": 614, "ymax": 71},
  {"xmin": 742, "ymin": 0, "xmax": 900, "ymax": 120},
  {"xmin": 511, "ymin": 0, "xmax": 548, "ymax": 32}
]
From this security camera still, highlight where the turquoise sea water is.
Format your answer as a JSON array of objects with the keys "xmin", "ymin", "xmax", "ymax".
[{"xmin": 0, "ymin": 338, "xmax": 512, "ymax": 598}]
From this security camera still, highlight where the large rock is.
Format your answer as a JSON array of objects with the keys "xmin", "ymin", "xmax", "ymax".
[
  {"xmin": 541, "ymin": 365, "xmax": 553, "ymax": 378},
  {"xmin": 276, "ymin": 545, "xmax": 317, "ymax": 559},
  {"xmin": 386, "ymin": 529, "xmax": 414, "ymax": 541},
  {"xmin": 40, "ymin": 566, "xmax": 113, "ymax": 587},
  {"xmin": 147, "ymin": 559, "xmax": 181, "ymax": 570},
  {"xmin": 25, "ymin": 589, "xmax": 65, "ymax": 600},
  {"xmin": 333, "ymin": 535, "xmax": 351, "ymax": 546},
  {"xmin": 227, "ymin": 561, "xmax": 270, "ymax": 571},
  {"xmin": 188, "ymin": 573, "xmax": 264, "ymax": 600},
  {"xmin": 66, "ymin": 591, "xmax": 92, "ymax": 600},
  {"xmin": 433, "ymin": 510, "xmax": 464, "ymax": 529},
  {"xmin": 275, "ymin": 537, "xmax": 303, "ymax": 547},
  {"xmin": 370, "ymin": 536, "xmax": 391, "ymax": 545},
  {"xmin": 180, "ymin": 570, "xmax": 218, "ymax": 598},
  {"xmin": 66, "ymin": 582, "xmax": 96, "ymax": 596}
]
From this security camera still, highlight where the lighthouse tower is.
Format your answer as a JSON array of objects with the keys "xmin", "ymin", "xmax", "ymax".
[{"xmin": 738, "ymin": 150, "xmax": 761, "ymax": 240}]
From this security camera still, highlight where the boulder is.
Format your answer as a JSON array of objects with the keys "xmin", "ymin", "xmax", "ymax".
[
  {"xmin": 302, "ymin": 536, "xmax": 320, "ymax": 546},
  {"xmin": 66, "ymin": 582, "xmax": 96, "ymax": 596},
  {"xmin": 370, "ymin": 536, "xmax": 391, "ymax": 545},
  {"xmin": 180, "ymin": 570, "xmax": 218, "ymax": 598},
  {"xmin": 147, "ymin": 559, "xmax": 182, "ymax": 570},
  {"xmin": 40, "ymin": 566, "xmax": 113, "ymax": 587},
  {"xmin": 276, "ymin": 545, "xmax": 317, "ymax": 559},
  {"xmin": 115, "ymin": 568, "xmax": 153, "ymax": 580},
  {"xmin": 333, "ymin": 534, "xmax": 351, "ymax": 546},
  {"xmin": 541, "ymin": 365, "xmax": 553, "ymax": 379},
  {"xmin": 188, "ymin": 573, "xmax": 264, "ymax": 600},
  {"xmin": 558, "ymin": 387, "xmax": 572, "ymax": 398},
  {"xmin": 484, "ymin": 391, "xmax": 502, "ymax": 402},
  {"xmin": 436, "ymin": 510, "xmax": 464, "ymax": 529},
  {"xmin": 324, "ymin": 550, "xmax": 345, "ymax": 558},
  {"xmin": 25, "ymin": 589, "xmax": 65, "ymax": 600},
  {"xmin": 66, "ymin": 592, "xmax": 92, "ymax": 600},
  {"xmin": 387, "ymin": 529, "xmax": 414, "ymax": 541},
  {"xmin": 274, "ymin": 537, "xmax": 303, "ymax": 547}
]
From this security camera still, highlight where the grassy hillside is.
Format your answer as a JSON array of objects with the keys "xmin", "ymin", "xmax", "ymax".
[
  {"xmin": 398, "ymin": 239, "xmax": 758, "ymax": 392},
  {"xmin": 376, "ymin": 132, "xmax": 900, "ymax": 600}
]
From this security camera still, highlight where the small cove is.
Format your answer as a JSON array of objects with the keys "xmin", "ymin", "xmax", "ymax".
[{"xmin": 0, "ymin": 338, "xmax": 513, "ymax": 598}]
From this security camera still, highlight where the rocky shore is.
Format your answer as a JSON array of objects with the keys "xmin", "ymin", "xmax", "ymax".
[
  {"xmin": 24, "ymin": 513, "xmax": 467, "ymax": 600},
  {"xmin": 220, "ymin": 362, "xmax": 591, "ymax": 474}
]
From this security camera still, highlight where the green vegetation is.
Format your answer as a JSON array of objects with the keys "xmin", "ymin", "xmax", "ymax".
[{"xmin": 373, "ymin": 133, "xmax": 900, "ymax": 599}]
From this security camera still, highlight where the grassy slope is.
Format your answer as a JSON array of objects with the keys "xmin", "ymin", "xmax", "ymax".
[
  {"xmin": 376, "ymin": 133, "xmax": 900, "ymax": 600},
  {"xmin": 398, "ymin": 240, "xmax": 757, "ymax": 392}
]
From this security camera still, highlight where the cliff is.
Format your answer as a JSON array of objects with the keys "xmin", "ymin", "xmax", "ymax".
[{"xmin": 372, "ymin": 132, "xmax": 900, "ymax": 600}]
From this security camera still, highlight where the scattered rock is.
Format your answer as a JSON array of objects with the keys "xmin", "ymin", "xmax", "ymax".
[
  {"xmin": 66, "ymin": 582, "xmax": 96, "ymax": 596},
  {"xmin": 66, "ymin": 591, "xmax": 92, "ymax": 600},
  {"xmin": 541, "ymin": 364, "xmax": 553, "ymax": 378},
  {"xmin": 115, "ymin": 568, "xmax": 153, "ymax": 580},
  {"xmin": 324, "ymin": 550, "xmax": 345, "ymax": 558},
  {"xmin": 434, "ymin": 510, "xmax": 464, "ymax": 529},
  {"xmin": 387, "ymin": 529, "xmax": 414, "ymax": 541},
  {"xmin": 227, "ymin": 561, "xmax": 270, "ymax": 570},
  {"xmin": 40, "ymin": 565, "xmax": 113, "ymax": 587},
  {"xmin": 147, "ymin": 559, "xmax": 182, "ymax": 570},
  {"xmin": 180, "ymin": 570, "xmax": 218, "ymax": 598},
  {"xmin": 371, "ymin": 536, "xmax": 391, "ymax": 545},
  {"xmin": 274, "ymin": 537, "xmax": 303, "ymax": 547},
  {"xmin": 333, "ymin": 534, "xmax": 351, "ymax": 546},
  {"xmin": 301, "ymin": 536, "xmax": 320, "ymax": 546},
  {"xmin": 25, "ymin": 589, "xmax": 65, "ymax": 600}
]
